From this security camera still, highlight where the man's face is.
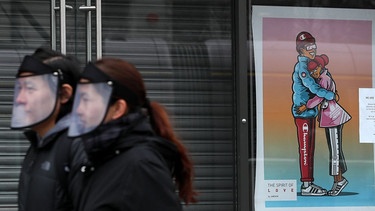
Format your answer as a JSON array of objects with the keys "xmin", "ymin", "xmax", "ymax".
[
  {"xmin": 300, "ymin": 43, "xmax": 317, "ymax": 60},
  {"xmin": 13, "ymin": 73, "xmax": 56, "ymax": 126},
  {"xmin": 75, "ymin": 84, "xmax": 107, "ymax": 131}
]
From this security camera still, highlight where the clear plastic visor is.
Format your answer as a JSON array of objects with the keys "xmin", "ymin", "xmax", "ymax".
[
  {"xmin": 68, "ymin": 82, "xmax": 112, "ymax": 137},
  {"xmin": 11, "ymin": 74, "xmax": 58, "ymax": 129}
]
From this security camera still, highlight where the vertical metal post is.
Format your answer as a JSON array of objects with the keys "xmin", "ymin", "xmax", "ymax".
[
  {"xmin": 60, "ymin": 0, "xmax": 66, "ymax": 54},
  {"xmin": 86, "ymin": 0, "xmax": 92, "ymax": 61},
  {"xmin": 51, "ymin": 0, "xmax": 56, "ymax": 50},
  {"xmin": 234, "ymin": 0, "xmax": 250, "ymax": 210},
  {"xmin": 248, "ymin": 1, "xmax": 256, "ymax": 209},
  {"xmin": 79, "ymin": 0, "xmax": 102, "ymax": 61},
  {"xmin": 96, "ymin": 0, "xmax": 102, "ymax": 59}
]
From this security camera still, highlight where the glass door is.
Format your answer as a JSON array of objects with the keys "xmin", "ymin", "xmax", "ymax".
[
  {"xmin": 55, "ymin": 2, "xmax": 238, "ymax": 209},
  {"xmin": 0, "ymin": 1, "xmax": 235, "ymax": 210},
  {"xmin": 51, "ymin": 0, "xmax": 101, "ymax": 62}
]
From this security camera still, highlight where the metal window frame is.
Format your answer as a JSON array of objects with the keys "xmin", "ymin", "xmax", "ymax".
[{"xmin": 233, "ymin": 0, "xmax": 251, "ymax": 211}]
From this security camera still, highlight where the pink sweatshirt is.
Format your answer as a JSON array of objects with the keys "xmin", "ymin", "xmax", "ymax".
[{"xmin": 306, "ymin": 69, "xmax": 351, "ymax": 127}]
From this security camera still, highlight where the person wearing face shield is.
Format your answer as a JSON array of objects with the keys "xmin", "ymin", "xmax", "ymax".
[
  {"xmin": 68, "ymin": 58, "xmax": 197, "ymax": 211},
  {"xmin": 11, "ymin": 48, "xmax": 86, "ymax": 211},
  {"xmin": 292, "ymin": 31, "xmax": 337, "ymax": 196}
]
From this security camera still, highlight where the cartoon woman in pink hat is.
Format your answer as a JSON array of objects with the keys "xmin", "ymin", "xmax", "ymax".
[{"xmin": 297, "ymin": 54, "xmax": 351, "ymax": 196}]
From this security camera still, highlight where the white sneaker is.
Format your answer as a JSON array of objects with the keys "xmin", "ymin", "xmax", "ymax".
[
  {"xmin": 328, "ymin": 178, "xmax": 348, "ymax": 196},
  {"xmin": 301, "ymin": 183, "xmax": 327, "ymax": 196}
]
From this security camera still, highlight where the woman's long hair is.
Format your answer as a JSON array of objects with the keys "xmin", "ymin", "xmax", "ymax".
[{"xmin": 95, "ymin": 57, "xmax": 197, "ymax": 204}]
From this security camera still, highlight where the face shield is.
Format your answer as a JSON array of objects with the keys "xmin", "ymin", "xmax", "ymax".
[
  {"xmin": 11, "ymin": 56, "xmax": 60, "ymax": 129},
  {"xmin": 68, "ymin": 62, "xmax": 141, "ymax": 137},
  {"xmin": 68, "ymin": 82, "xmax": 113, "ymax": 137}
]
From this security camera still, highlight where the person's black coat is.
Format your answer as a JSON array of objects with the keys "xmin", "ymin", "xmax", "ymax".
[
  {"xmin": 77, "ymin": 112, "xmax": 182, "ymax": 211},
  {"xmin": 18, "ymin": 116, "xmax": 86, "ymax": 211}
]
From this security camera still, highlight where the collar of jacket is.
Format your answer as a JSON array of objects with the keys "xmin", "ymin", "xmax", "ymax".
[
  {"xmin": 81, "ymin": 111, "xmax": 152, "ymax": 162},
  {"xmin": 80, "ymin": 111, "xmax": 181, "ymax": 175},
  {"xmin": 23, "ymin": 114, "xmax": 71, "ymax": 148}
]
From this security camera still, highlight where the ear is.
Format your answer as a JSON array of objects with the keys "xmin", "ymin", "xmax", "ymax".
[
  {"xmin": 110, "ymin": 99, "xmax": 127, "ymax": 120},
  {"xmin": 59, "ymin": 84, "xmax": 73, "ymax": 104},
  {"xmin": 298, "ymin": 48, "xmax": 304, "ymax": 55}
]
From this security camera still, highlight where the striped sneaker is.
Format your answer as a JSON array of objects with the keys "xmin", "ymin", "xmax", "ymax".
[
  {"xmin": 328, "ymin": 178, "xmax": 348, "ymax": 196},
  {"xmin": 301, "ymin": 183, "xmax": 327, "ymax": 196}
]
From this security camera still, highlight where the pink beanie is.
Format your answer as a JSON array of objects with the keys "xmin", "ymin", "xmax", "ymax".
[{"xmin": 308, "ymin": 54, "xmax": 329, "ymax": 71}]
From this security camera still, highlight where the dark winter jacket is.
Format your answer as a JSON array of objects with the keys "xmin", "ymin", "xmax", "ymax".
[
  {"xmin": 77, "ymin": 111, "xmax": 182, "ymax": 211},
  {"xmin": 18, "ymin": 114, "xmax": 86, "ymax": 211}
]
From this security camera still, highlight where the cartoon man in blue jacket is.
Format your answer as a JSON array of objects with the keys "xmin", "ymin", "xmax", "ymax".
[{"xmin": 292, "ymin": 31, "xmax": 335, "ymax": 196}]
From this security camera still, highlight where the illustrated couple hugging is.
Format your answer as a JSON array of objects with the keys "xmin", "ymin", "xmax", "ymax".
[{"xmin": 292, "ymin": 31, "xmax": 351, "ymax": 197}]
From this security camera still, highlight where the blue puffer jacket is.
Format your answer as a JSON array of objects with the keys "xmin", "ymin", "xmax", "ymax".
[{"xmin": 291, "ymin": 55, "xmax": 335, "ymax": 118}]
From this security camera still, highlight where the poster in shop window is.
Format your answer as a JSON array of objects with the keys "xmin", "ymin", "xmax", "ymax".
[{"xmin": 252, "ymin": 6, "xmax": 375, "ymax": 210}]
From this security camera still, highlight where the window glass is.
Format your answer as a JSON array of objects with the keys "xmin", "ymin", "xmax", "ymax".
[{"xmin": 251, "ymin": 1, "xmax": 375, "ymax": 210}]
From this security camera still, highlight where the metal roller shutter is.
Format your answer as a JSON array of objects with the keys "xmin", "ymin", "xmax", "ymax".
[
  {"xmin": 0, "ymin": 1, "xmax": 49, "ymax": 210},
  {"xmin": 0, "ymin": 49, "xmax": 34, "ymax": 211},
  {"xmin": 101, "ymin": 1, "xmax": 234, "ymax": 209}
]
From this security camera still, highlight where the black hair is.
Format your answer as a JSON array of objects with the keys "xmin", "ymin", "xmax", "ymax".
[{"xmin": 31, "ymin": 48, "xmax": 81, "ymax": 121}]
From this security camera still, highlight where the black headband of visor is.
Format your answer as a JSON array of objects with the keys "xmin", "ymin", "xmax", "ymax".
[
  {"xmin": 17, "ymin": 55, "xmax": 58, "ymax": 77},
  {"xmin": 81, "ymin": 62, "xmax": 140, "ymax": 107}
]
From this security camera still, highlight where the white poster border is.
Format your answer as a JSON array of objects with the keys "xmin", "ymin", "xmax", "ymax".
[{"xmin": 252, "ymin": 5, "xmax": 375, "ymax": 211}]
